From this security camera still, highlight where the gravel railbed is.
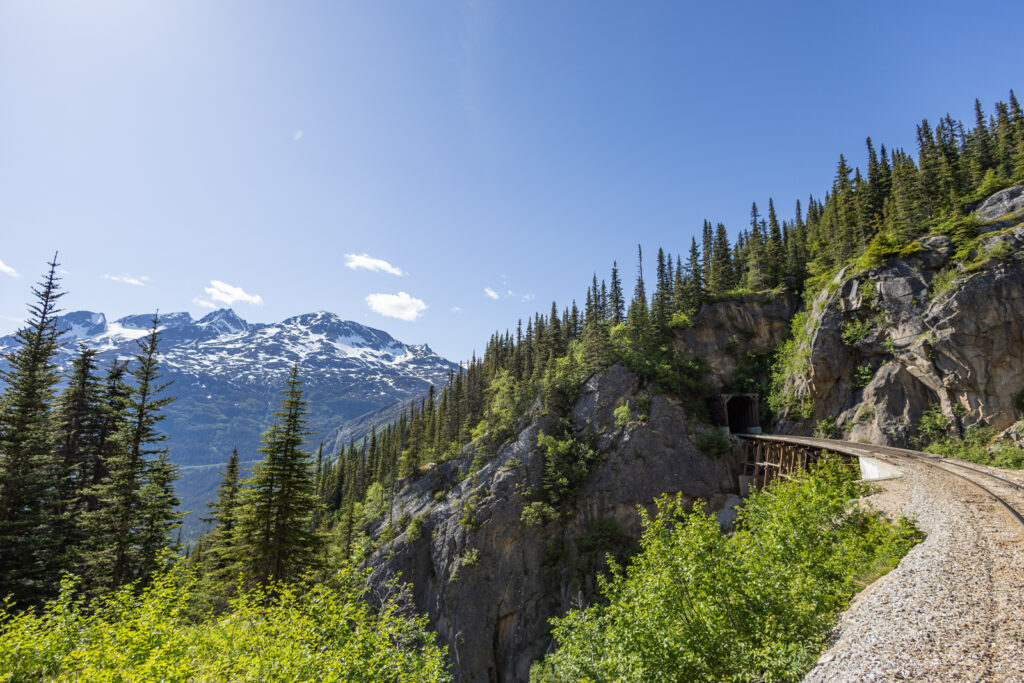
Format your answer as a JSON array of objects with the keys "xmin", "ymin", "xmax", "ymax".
[{"xmin": 804, "ymin": 459, "xmax": 1024, "ymax": 682}]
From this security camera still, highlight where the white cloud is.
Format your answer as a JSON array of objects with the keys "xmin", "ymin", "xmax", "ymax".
[
  {"xmin": 0, "ymin": 258, "xmax": 20, "ymax": 278},
  {"xmin": 104, "ymin": 273, "xmax": 149, "ymax": 287},
  {"xmin": 192, "ymin": 297, "xmax": 217, "ymax": 310},
  {"xmin": 484, "ymin": 287, "xmax": 499, "ymax": 300},
  {"xmin": 292, "ymin": 129, "xmax": 303, "ymax": 141},
  {"xmin": 521, "ymin": 293, "xmax": 535, "ymax": 302},
  {"xmin": 450, "ymin": 306, "xmax": 463, "ymax": 314},
  {"xmin": 196, "ymin": 280, "xmax": 263, "ymax": 308},
  {"xmin": 344, "ymin": 253, "xmax": 404, "ymax": 276},
  {"xmin": 366, "ymin": 291, "xmax": 427, "ymax": 321}
]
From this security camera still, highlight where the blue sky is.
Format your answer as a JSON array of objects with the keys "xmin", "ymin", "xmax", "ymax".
[{"xmin": 1, "ymin": 0, "xmax": 1022, "ymax": 362}]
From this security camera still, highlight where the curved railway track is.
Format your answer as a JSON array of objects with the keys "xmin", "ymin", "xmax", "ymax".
[{"xmin": 741, "ymin": 434, "xmax": 1024, "ymax": 528}]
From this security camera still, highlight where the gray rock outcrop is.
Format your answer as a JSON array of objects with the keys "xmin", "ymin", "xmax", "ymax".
[
  {"xmin": 365, "ymin": 363, "xmax": 743, "ymax": 682},
  {"xmin": 776, "ymin": 183, "xmax": 1024, "ymax": 444}
]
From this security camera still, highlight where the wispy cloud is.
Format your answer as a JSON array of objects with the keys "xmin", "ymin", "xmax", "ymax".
[
  {"xmin": 292, "ymin": 129, "xmax": 303, "ymax": 141},
  {"xmin": 366, "ymin": 292, "xmax": 427, "ymax": 321},
  {"xmin": 0, "ymin": 258, "xmax": 20, "ymax": 278},
  {"xmin": 192, "ymin": 297, "xmax": 217, "ymax": 310},
  {"xmin": 104, "ymin": 273, "xmax": 149, "ymax": 287},
  {"xmin": 450, "ymin": 306, "xmax": 463, "ymax": 314},
  {"xmin": 345, "ymin": 253, "xmax": 404, "ymax": 276},
  {"xmin": 194, "ymin": 280, "xmax": 263, "ymax": 309},
  {"xmin": 521, "ymin": 293, "xmax": 535, "ymax": 302},
  {"xmin": 484, "ymin": 287, "xmax": 499, "ymax": 300}
]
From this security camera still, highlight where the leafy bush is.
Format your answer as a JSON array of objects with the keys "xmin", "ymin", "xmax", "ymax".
[
  {"xmin": 0, "ymin": 565, "xmax": 450, "ymax": 682},
  {"xmin": 613, "ymin": 402, "xmax": 632, "ymax": 429},
  {"xmin": 924, "ymin": 426, "xmax": 1024, "ymax": 470},
  {"xmin": 535, "ymin": 421, "xmax": 600, "ymax": 507},
  {"xmin": 406, "ymin": 513, "xmax": 425, "ymax": 542},
  {"xmin": 521, "ymin": 501, "xmax": 560, "ymax": 526},
  {"xmin": 841, "ymin": 318, "xmax": 874, "ymax": 346},
  {"xmin": 915, "ymin": 404, "xmax": 948, "ymax": 445},
  {"xmin": 460, "ymin": 494, "xmax": 481, "ymax": 531},
  {"xmin": 852, "ymin": 363, "xmax": 875, "ymax": 389},
  {"xmin": 532, "ymin": 459, "xmax": 922, "ymax": 682},
  {"xmin": 696, "ymin": 428, "xmax": 730, "ymax": 458},
  {"xmin": 814, "ymin": 417, "xmax": 839, "ymax": 438}
]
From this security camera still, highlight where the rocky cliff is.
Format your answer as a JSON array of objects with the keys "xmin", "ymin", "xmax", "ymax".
[
  {"xmin": 363, "ymin": 363, "xmax": 742, "ymax": 682},
  {"xmin": 775, "ymin": 182, "xmax": 1024, "ymax": 444},
  {"xmin": 353, "ymin": 289, "xmax": 798, "ymax": 682}
]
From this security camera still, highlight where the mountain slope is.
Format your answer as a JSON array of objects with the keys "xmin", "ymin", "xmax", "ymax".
[{"xmin": 0, "ymin": 308, "xmax": 457, "ymax": 533}]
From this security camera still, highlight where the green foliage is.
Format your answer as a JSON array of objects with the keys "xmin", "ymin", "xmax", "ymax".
[
  {"xmin": 768, "ymin": 311, "xmax": 814, "ymax": 417},
  {"xmin": 852, "ymin": 363, "xmax": 875, "ymax": 389},
  {"xmin": 915, "ymin": 404, "xmax": 949, "ymax": 445},
  {"xmin": 521, "ymin": 501, "xmax": 559, "ymax": 526},
  {"xmin": 841, "ymin": 318, "xmax": 874, "ymax": 346},
  {"xmin": 923, "ymin": 424, "xmax": 1024, "ymax": 470},
  {"xmin": 0, "ymin": 565, "xmax": 450, "ymax": 682},
  {"xmin": 814, "ymin": 417, "xmax": 839, "ymax": 439},
  {"xmin": 696, "ymin": 428, "xmax": 730, "ymax": 458},
  {"xmin": 460, "ymin": 548, "xmax": 480, "ymax": 568},
  {"xmin": 533, "ymin": 459, "xmax": 922, "ymax": 682},
  {"xmin": 612, "ymin": 402, "xmax": 632, "ymax": 429},
  {"xmin": 1016, "ymin": 389, "xmax": 1024, "ymax": 416},
  {"xmin": 534, "ymin": 422, "xmax": 600, "ymax": 508},
  {"xmin": 405, "ymin": 514, "xmax": 425, "ymax": 543},
  {"xmin": 460, "ymin": 493, "xmax": 481, "ymax": 531},
  {"xmin": 231, "ymin": 365, "xmax": 322, "ymax": 589}
]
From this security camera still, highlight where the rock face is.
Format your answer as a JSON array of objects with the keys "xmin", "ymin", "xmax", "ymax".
[
  {"xmin": 776, "ymin": 183, "xmax": 1024, "ymax": 444},
  {"xmin": 676, "ymin": 290, "xmax": 800, "ymax": 393},
  {"xmin": 366, "ymin": 363, "xmax": 743, "ymax": 682}
]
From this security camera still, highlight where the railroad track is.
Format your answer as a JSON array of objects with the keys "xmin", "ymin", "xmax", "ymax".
[{"xmin": 742, "ymin": 434, "xmax": 1024, "ymax": 529}]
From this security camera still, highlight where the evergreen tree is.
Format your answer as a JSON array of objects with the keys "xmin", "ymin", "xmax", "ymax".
[
  {"xmin": 0, "ymin": 257, "xmax": 66, "ymax": 607},
  {"xmin": 52, "ymin": 345, "xmax": 105, "ymax": 570},
  {"xmin": 233, "ymin": 365, "xmax": 321, "ymax": 587},
  {"xmin": 608, "ymin": 262, "xmax": 624, "ymax": 325},
  {"xmin": 81, "ymin": 315, "xmax": 180, "ymax": 593},
  {"xmin": 200, "ymin": 448, "xmax": 242, "ymax": 597}
]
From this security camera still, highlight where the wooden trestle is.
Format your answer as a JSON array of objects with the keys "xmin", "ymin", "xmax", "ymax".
[{"xmin": 740, "ymin": 438, "xmax": 856, "ymax": 489}]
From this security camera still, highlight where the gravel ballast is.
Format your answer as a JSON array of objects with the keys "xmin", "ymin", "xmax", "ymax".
[{"xmin": 804, "ymin": 459, "xmax": 1024, "ymax": 682}]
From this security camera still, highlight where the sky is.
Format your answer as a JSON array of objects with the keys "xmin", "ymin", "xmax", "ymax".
[{"xmin": 1, "ymin": 0, "xmax": 1022, "ymax": 363}]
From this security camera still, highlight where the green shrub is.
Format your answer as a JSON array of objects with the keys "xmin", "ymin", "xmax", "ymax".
[
  {"xmin": 613, "ymin": 402, "xmax": 632, "ymax": 429},
  {"xmin": 841, "ymin": 319, "xmax": 874, "ymax": 346},
  {"xmin": 915, "ymin": 404, "xmax": 948, "ymax": 445},
  {"xmin": 814, "ymin": 417, "xmax": 838, "ymax": 439},
  {"xmin": 852, "ymin": 363, "xmax": 874, "ymax": 389},
  {"xmin": 532, "ymin": 459, "xmax": 922, "ymax": 682},
  {"xmin": 0, "ymin": 566, "xmax": 450, "ymax": 682},
  {"xmin": 460, "ymin": 494, "xmax": 481, "ymax": 531},
  {"xmin": 1016, "ymin": 389, "xmax": 1024, "ymax": 416},
  {"xmin": 521, "ymin": 501, "xmax": 559, "ymax": 526},
  {"xmin": 406, "ymin": 514, "xmax": 425, "ymax": 542},
  {"xmin": 696, "ymin": 428, "xmax": 730, "ymax": 458},
  {"xmin": 924, "ymin": 425, "xmax": 1024, "ymax": 469}
]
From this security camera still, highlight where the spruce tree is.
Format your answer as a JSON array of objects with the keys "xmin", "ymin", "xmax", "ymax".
[
  {"xmin": 200, "ymin": 448, "xmax": 242, "ymax": 598},
  {"xmin": 52, "ymin": 345, "xmax": 105, "ymax": 570},
  {"xmin": 608, "ymin": 262, "xmax": 624, "ymax": 325},
  {"xmin": 0, "ymin": 257, "xmax": 66, "ymax": 606},
  {"xmin": 82, "ymin": 314, "xmax": 179, "ymax": 593},
  {"xmin": 233, "ymin": 365, "xmax": 321, "ymax": 587}
]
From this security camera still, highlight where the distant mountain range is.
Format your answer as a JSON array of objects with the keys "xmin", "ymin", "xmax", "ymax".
[{"xmin": 0, "ymin": 308, "xmax": 457, "ymax": 537}]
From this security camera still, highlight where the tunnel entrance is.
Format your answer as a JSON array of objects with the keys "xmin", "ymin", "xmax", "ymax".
[{"xmin": 711, "ymin": 394, "xmax": 761, "ymax": 434}]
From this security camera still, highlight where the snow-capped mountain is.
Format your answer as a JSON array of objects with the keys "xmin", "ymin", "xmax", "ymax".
[{"xmin": 1, "ymin": 309, "xmax": 456, "ymax": 536}]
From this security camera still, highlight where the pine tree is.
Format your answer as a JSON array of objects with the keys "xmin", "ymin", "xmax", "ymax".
[
  {"xmin": 200, "ymin": 448, "xmax": 242, "ymax": 597},
  {"xmin": 52, "ymin": 345, "xmax": 105, "ymax": 570},
  {"xmin": 608, "ymin": 262, "xmax": 624, "ymax": 325},
  {"xmin": 0, "ymin": 257, "xmax": 66, "ymax": 607},
  {"xmin": 233, "ymin": 365, "xmax": 321, "ymax": 587},
  {"xmin": 81, "ymin": 315, "xmax": 179, "ymax": 593}
]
